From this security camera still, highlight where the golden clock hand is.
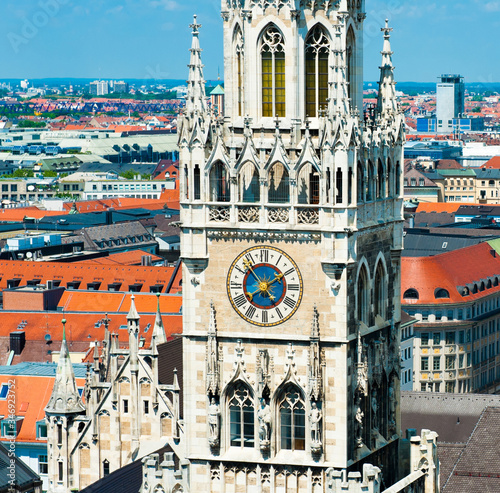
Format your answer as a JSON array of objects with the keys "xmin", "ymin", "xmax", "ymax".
[{"xmin": 243, "ymin": 258, "xmax": 263, "ymax": 283}]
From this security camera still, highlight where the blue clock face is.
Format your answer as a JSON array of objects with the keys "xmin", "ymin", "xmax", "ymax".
[{"xmin": 227, "ymin": 246, "xmax": 303, "ymax": 326}]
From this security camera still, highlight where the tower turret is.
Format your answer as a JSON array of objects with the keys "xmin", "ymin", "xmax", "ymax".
[{"xmin": 377, "ymin": 19, "xmax": 398, "ymax": 119}]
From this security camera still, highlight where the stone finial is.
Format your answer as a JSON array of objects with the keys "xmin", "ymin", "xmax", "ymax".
[
  {"xmin": 153, "ymin": 293, "xmax": 167, "ymax": 345},
  {"xmin": 45, "ymin": 318, "xmax": 85, "ymax": 415}
]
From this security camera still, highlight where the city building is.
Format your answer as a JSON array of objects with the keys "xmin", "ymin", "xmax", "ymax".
[
  {"xmin": 44, "ymin": 3, "xmax": 440, "ymax": 493},
  {"xmin": 436, "ymin": 74, "xmax": 465, "ymax": 134},
  {"xmin": 402, "ymin": 241, "xmax": 500, "ymax": 394},
  {"xmin": 89, "ymin": 80, "xmax": 109, "ymax": 97},
  {"xmin": 113, "ymin": 81, "xmax": 129, "ymax": 94},
  {"xmin": 404, "ymin": 141, "xmax": 462, "ymax": 161}
]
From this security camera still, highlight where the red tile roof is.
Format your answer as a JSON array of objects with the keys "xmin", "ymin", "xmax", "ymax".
[
  {"xmin": 0, "ymin": 207, "xmax": 65, "ymax": 222},
  {"xmin": 416, "ymin": 203, "xmax": 466, "ymax": 214},
  {"xmin": 0, "ymin": 374, "xmax": 85, "ymax": 443},
  {"xmin": 402, "ymin": 242, "xmax": 500, "ymax": 305},
  {"xmin": 78, "ymin": 250, "xmax": 164, "ymax": 266},
  {"xmin": 481, "ymin": 156, "xmax": 500, "ymax": 169},
  {"xmin": 0, "ymin": 260, "xmax": 178, "ymax": 294}
]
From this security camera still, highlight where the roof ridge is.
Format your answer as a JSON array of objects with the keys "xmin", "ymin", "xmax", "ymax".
[{"xmin": 442, "ymin": 405, "xmax": 490, "ymax": 491}]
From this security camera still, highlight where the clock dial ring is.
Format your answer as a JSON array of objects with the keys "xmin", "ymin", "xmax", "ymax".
[{"xmin": 227, "ymin": 246, "xmax": 303, "ymax": 327}]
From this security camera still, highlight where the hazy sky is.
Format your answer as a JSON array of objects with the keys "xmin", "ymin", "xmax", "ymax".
[{"xmin": 0, "ymin": 0, "xmax": 498, "ymax": 83}]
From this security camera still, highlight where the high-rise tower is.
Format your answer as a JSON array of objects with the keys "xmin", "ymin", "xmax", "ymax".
[{"xmin": 178, "ymin": 0, "xmax": 406, "ymax": 490}]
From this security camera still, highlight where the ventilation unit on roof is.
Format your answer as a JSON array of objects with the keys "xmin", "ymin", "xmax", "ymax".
[{"xmin": 10, "ymin": 332, "xmax": 25, "ymax": 355}]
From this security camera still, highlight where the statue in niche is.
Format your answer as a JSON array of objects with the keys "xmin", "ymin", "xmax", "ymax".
[
  {"xmin": 258, "ymin": 398, "xmax": 271, "ymax": 451},
  {"xmin": 388, "ymin": 378, "xmax": 397, "ymax": 436},
  {"xmin": 354, "ymin": 394, "xmax": 364, "ymax": 448},
  {"xmin": 371, "ymin": 387, "xmax": 379, "ymax": 431},
  {"xmin": 208, "ymin": 397, "xmax": 220, "ymax": 447},
  {"xmin": 310, "ymin": 402, "xmax": 322, "ymax": 443}
]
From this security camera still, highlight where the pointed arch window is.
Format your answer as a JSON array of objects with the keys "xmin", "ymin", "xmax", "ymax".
[
  {"xmin": 387, "ymin": 158, "xmax": 393, "ymax": 197},
  {"xmin": 346, "ymin": 27, "xmax": 356, "ymax": 103},
  {"xmin": 228, "ymin": 382, "xmax": 254, "ymax": 448},
  {"xmin": 374, "ymin": 262, "xmax": 387, "ymax": 319},
  {"xmin": 279, "ymin": 384, "xmax": 305, "ymax": 451},
  {"xmin": 305, "ymin": 26, "xmax": 330, "ymax": 117},
  {"xmin": 377, "ymin": 159, "xmax": 385, "ymax": 199},
  {"xmin": 268, "ymin": 162, "xmax": 290, "ymax": 203},
  {"xmin": 357, "ymin": 161, "xmax": 365, "ymax": 203},
  {"xmin": 209, "ymin": 162, "xmax": 230, "ymax": 202},
  {"xmin": 239, "ymin": 162, "xmax": 260, "ymax": 202},
  {"xmin": 357, "ymin": 266, "xmax": 369, "ymax": 325},
  {"xmin": 234, "ymin": 26, "xmax": 244, "ymax": 117},
  {"xmin": 297, "ymin": 163, "xmax": 320, "ymax": 205},
  {"xmin": 261, "ymin": 26, "xmax": 285, "ymax": 117},
  {"xmin": 367, "ymin": 161, "xmax": 375, "ymax": 201}
]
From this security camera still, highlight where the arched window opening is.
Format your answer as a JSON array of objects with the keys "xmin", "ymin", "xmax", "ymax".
[
  {"xmin": 480, "ymin": 282, "xmax": 485, "ymax": 292},
  {"xmin": 357, "ymin": 266, "xmax": 369, "ymax": 325},
  {"xmin": 335, "ymin": 167, "xmax": 343, "ymax": 204},
  {"xmin": 234, "ymin": 26, "xmax": 244, "ymax": 116},
  {"xmin": 374, "ymin": 263, "xmax": 387, "ymax": 319},
  {"xmin": 279, "ymin": 384, "xmax": 305, "ymax": 451},
  {"xmin": 305, "ymin": 26, "xmax": 330, "ymax": 117},
  {"xmin": 297, "ymin": 163, "xmax": 320, "ymax": 204},
  {"xmin": 228, "ymin": 382, "xmax": 254, "ymax": 448},
  {"xmin": 377, "ymin": 159, "xmax": 385, "ymax": 199},
  {"xmin": 403, "ymin": 289, "xmax": 419, "ymax": 300},
  {"xmin": 261, "ymin": 26, "xmax": 285, "ymax": 117},
  {"xmin": 395, "ymin": 161, "xmax": 401, "ymax": 196},
  {"xmin": 209, "ymin": 162, "xmax": 230, "ymax": 203},
  {"xmin": 346, "ymin": 27, "xmax": 356, "ymax": 103},
  {"xmin": 239, "ymin": 162, "xmax": 260, "ymax": 202},
  {"xmin": 367, "ymin": 161, "xmax": 375, "ymax": 201},
  {"xmin": 494, "ymin": 277, "xmax": 499, "ymax": 287},
  {"xmin": 357, "ymin": 162, "xmax": 364, "ymax": 203},
  {"xmin": 347, "ymin": 168, "xmax": 353, "ymax": 205},
  {"xmin": 326, "ymin": 168, "xmax": 331, "ymax": 203},
  {"xmin": 487, "ymin": 279, "xmax": 492, "ymax": 289},
  {"xmin": 472, "ymin": 284, "xmax": 478, "ymax": 294},
  {"xmin": 435, "ymin": 288, "xmax": 450, "ymax": 299},
  {"xmin": 103, "ymin": 459, "xmax": 110, "ymax": 477},
  {"xmin": 268, "ymin": 162, "xmax": 290, "ymax": 203},
  {"xmin": 387, "ymin": 158, "xmax": 392, "ymax": 197},
  {"xmin": 193, "ymin": 165, "xmax": 201, "ymax": 201}
]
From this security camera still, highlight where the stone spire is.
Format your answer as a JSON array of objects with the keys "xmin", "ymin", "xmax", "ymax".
[
  {"xmin": 186, "ymin": 15, "xmax": 207, "ymax": 119},
  {"xmin": 377, "ymin": 19, "xmax": 398, "ymax": 118},
  {"xmin": 152, "ymin": 293, "xmax": 167, "ymax": 345},
  {"xmin": 329, "ymin": 15, "xmax": 351, "ymax": 118},
  {"xmin": 45, "ymin": 318, "xmax": 85, "ymax": 415}
]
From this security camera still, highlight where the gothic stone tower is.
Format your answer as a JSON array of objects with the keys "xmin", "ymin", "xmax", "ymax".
[{"xmin": 178, "ymin": 0, "xmax": 405, "ymax": 490}]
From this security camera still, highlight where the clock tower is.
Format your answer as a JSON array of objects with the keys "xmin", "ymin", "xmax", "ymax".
[{"xmin": 178, "ymin": 0, "xmax": 405, "ymax": 490}]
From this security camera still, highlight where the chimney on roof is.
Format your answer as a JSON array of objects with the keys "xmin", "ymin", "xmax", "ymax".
[
  {"xmin": 106, "ymin": 207, "xmax": 115, "ymax": 225},
  {"xmin": 141, "ymin": 255, "xmax": 152, "ymax": 266},
  {"xmin": 491, "ymin": 249, "xmax": 496, "ymax": 258}
]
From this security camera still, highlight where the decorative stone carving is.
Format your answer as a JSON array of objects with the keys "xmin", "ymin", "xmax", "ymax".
[
  {"xmin": 206, "ymin": 303, "xmax": 220, "ymax": 397},
  {"xmin": 297, "ymin": 207, "xmax": 320, "ymax": 225},
  {"xmin": 388, "ymin": 377, "xmax": 397, "ymax": 437},
  {"xmin": 257, "ymin": 349, "xmax": 271, "ymax": 399},
  {"xmin": 268, "ymin": 207, "xmax": 290, "ymax": 223},
  {"xmin": 208, "ymin": 398, "xmax": 221, "ymax": 448},
  {"xmin": 310, "ymin": 401, "xmax": 323, "ymax": 455},
  {"xmin": 209, "ymin": 206, "xmax": 230, "ymax": 222},
  {"xmin": 238, "ymin": 206, "xmax": 260, "ymax": 223},
  {"xmin": 207, "ymin": 230, "xmax": 321, "ymax": 242},
  {"xmin": 258, "ymin": 399, "xmax": 271, "ymax": 452},
  {"xmin": 308, "ymin": 306, "xmax": 323, "ymax": 400}
]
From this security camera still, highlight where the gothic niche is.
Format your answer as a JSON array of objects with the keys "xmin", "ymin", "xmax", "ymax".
[
  {"xmin": 206, "ymin": 303, "xmax": 221, "ymax": 451},
  {"xmin": 257, "ymin": 350, "xmax": 271, "ymax": 454},
  {"xmin": 310, "ymin": 400, "xmax": 323, "ymax": 456}
]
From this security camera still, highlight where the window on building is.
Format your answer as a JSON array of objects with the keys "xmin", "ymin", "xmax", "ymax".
[
  {"xmin": 433, "ymin": 332, "xmax": 441, "ymax": 345},
  {"xmin": 228, "ymin": 382, "xmax": 254, "ymax": 448},
  {"xmin": 435, "ymin": 288, "xmax": 450, "ymax": 299},
  {"xmin": 143, "ymin": 400, "xmax": 149, "ymax": 415},
  {"xmin": 421, "ymin": 333, "xmax": 429, "ymax": 346},
  {"xmin": 374, "ymin": 262, "xmax": 387, "ymax": 320},
  {"xmin": 403, "ymin": 289, "xmax": 419, "ymax": 300},
  {"xmin": 459, "ymin": 330, "xmax": 465, "ymax": 344},
  {"xmin": 0, "ymin": 384, "xmax": 9, "ymax": 400},
  {"xmin": 445, "ymin": 355, "xmax": 455, "ymax": 370},
  {"xmin": 459, "ymin": 354, "xmax": 465, "ymax": 368},
  {"xmin": 39, "ymin": 455, "xmax": 48, "ymax": 475},
  {"xmin": 36, "ymin": 421, "xmax": 47, "ymax": 439},
  {"xmin": 305, "ymin": 25, "xmax": 329, "ymax": 117},
  {"xmin": 123, "ymin": 399, "xmax": 129, "ymax": 414},
  {"xmin": 421, "ymin": 357, "xmax": 429, "ymax": 371},
  {"xmin": 238, "ymin": 162, "xmax": 260, "ymax": 203},
  {"xmin": 58, "ymin": 461, "xmax": 63, "ymax": 482},
  {"xmin": 279, "ymin": 384, "xmax": 306, "ymax": 451},
  {"xmin": 103, "ymin": 460, "xmax": 110, "ymax": 477},
  {"xmin": 445, "ymin": 382, "xmax": 455, "ymax": 393},
  {"xmin": 445, "ymin": 332, "xmax": 455, "ymax": 345},
  {"xmin": 357, "ymin": 266, "xmax": 369, "ymax": 326},
  {"xmin": 209, "ymin": 162, "xmax": 230, "ymax": 203},
  {"xmin": 268, "ymin": 162, "xmax": 290, "ymax": 204},
  {"xmin": 433, "ymin": 356, "xmax": 441, "ymax": 371},
  {"xmin": 261, "ymin": 25, "xmax": 285, "ymax": 117},
  {"xmin": 297, "ymin": 163, "xmax": 320, "ymax": 205}
]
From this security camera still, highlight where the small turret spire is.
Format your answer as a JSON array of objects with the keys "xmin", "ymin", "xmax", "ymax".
[
  {"xmin": 152, "ymin": 293, "xmax": 167, "ymax": 345},
  {"xmin": 127, "ymin": 294, "xmax": 140, "ymax": 322},
  {"xmin": 377, "ymin": 19, "xmax": 398, "ymax": 118},
  {"xmin": 45, "ymin": 318, "xmax": 85, "ymax": 415},
  {"xmin": 186, "ymin": 15, "xmax": 207, "ymax": 118}
]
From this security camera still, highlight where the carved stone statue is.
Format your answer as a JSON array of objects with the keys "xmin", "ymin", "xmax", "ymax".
[
  {"xmin": 388, "ymin": 378, "xmax": 397, "ymax": 436},
  {"xmin": 258, "ymin": 399, "xmax": 271, "ymax": 449},
  {"xmin": 355, "ymin": 394, "xmax": 364, "ymax": 448},
  {"xmin": 310, "ymin": 402, "xmax": 322, "ymax": 443},
  {"xmin": 371, "ymin": 387, "xmax": 379, "ymax": 431},
  {"xmin": 208, "ymin": 398, "xmax": 220, "ymax": 447}
]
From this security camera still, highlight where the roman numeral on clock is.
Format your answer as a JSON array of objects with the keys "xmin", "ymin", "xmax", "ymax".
[
  {"xmin": 230, "ymin": 282, "xmax": 242, "ymax": 289},
  {"xmin": 261, "ymin": 310, "xmax": 268, "ymax": 324},
  {"xmin": 260, "ymin": 249, "xmax": 269, "ymax": 263},
  {"xmin": 234, "ymin": 294, "xmax": 247, "ymax": 308},
  {"xmin": 288, "ymin": 284, "xmax": 300, "ymax": 291},
  {"xmin": 284, "ymin": 297, "xmax": 296, "ymax": 309},
  {"xmin": 284, "ymin": 268, "xmax": 295, "ymax": 276},
  {"xmin": 275, "ymin": 307, "xmax": 283, "ymax": 320},
  {"xmin": 245, "ymin": 305, "xmax": 256, "ymax": 318}
]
